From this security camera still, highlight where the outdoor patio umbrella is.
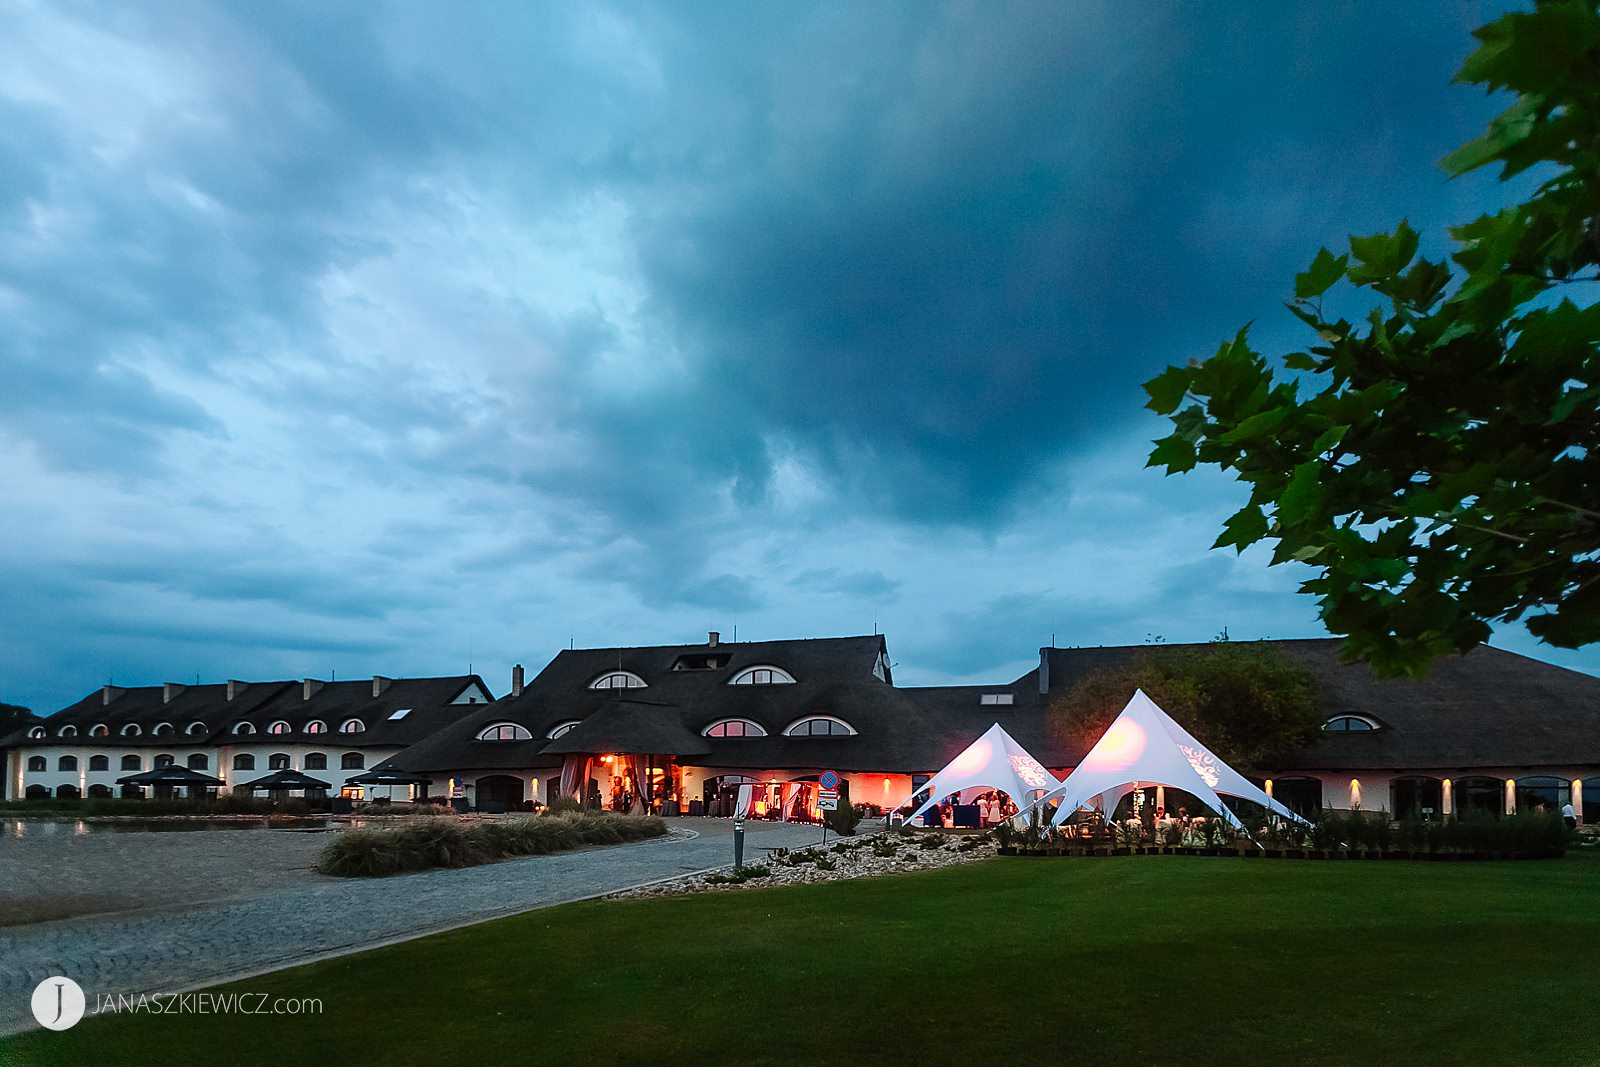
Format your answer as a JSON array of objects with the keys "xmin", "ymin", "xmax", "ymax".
[
  {"xmin": 236, "ymin": 769, "xmax": 332, "ymax": 792},
  {"xmin": 343, "ymin": 770, "xmax": 430, "ymax": 786},
  {"xmin": 115, "ymin": 766, "xmax": 224, "ymax": 787}
]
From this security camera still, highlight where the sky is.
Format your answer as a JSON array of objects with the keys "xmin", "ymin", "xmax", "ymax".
[{"xmin": 2, "ymin": 0, "xmax": 1594, "ymax": 714}]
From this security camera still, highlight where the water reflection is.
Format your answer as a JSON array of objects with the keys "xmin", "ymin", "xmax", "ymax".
[{"xmin": 3, "ymin": 817, "xmax": 339, "ymax": 837}]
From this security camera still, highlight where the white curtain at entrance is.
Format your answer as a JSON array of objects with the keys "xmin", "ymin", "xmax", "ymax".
[{"xmin": 560, "ymin": 755, "xmax": 592, "ymax": 798}]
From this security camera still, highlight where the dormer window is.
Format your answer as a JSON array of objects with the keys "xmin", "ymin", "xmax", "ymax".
[
  {"xmin": 703, "ymin": 718, "xmax": 767, "ymax": 738},
  {"xmin": 546, "ymin": 721, "xmax": 580, "ymax": 740},
  {"xmin": 1322, "ymin": 715, "xmax": 1380, "ymax": 732},
  {"xmin": 339, "ymin": 719, "xmax": 366, "ymax": 734},
  {"xmin": 478, "ymin": 722, "xmax": 533, "ymax": 742},
  {"xmin": 152, "ymin": 722, "xmax": 174, "ymax": 736},
  {"xmin": 980, "ymin": 694, "xmax": 1014, "ymax": 706},
  {"xmin": 121, "ymin": 724, "xmax": 142, "ymax": 736},
  {"xmin": 27, "ymin": 726, "xmax": 45, "ymax": 739},
  {"xmin": 58, "ymin": 725, "xmax": 78, "ymax": 738},
  {"xmin": 233, "ymin": 722, "xmax": 257, "ymax": 735},
  {"xmin": 730, "ymin": 666, "xmax": 796, "ymax": 686},
  {"xmin": 590, "ymin": 671, "xmax": 647, "ymax": 690},
  {"xmin": 672, "ymin": 653, "xmax": 729, "ymax": 671},
  {"xmin": 268, "ymin": 720, "xmax": 291, "ymax": 735},
  {"xmin": 305, "ymin": 720, "xmax": 326, "ymax": 734},
  {"xmin": 89, "ymin": 724, "xmax": 108, "ymax": 737},
  {"xmin": 783, "ymin": 716, "xmax": 855, "ymax": 737},
  {"xmin": 186, "ymin": 722, "xmax": 207, "ymax": 736}
]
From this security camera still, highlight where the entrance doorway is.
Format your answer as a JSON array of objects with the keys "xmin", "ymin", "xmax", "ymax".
[{"xmin": 475, "ymin": 774, "xmax": 526, "ymax": 812}]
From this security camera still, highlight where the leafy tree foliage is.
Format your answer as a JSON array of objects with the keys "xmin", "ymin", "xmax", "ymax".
[
  {"xmin": 0, "ymin": 701, "xmax": 37, "ymax": 738},
  {"xmin": 1048, "ymin": 641, "xmax": 1323, "ymax": 768},
  {"xmin": 1144, "ymin": 1, "xmax": 1600, "ymax": 676}
]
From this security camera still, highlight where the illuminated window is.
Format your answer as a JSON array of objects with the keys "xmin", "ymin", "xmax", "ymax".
[
  {"xmin": 478, "ymin": 722, "xmax": 534, "ymax": 742},
  {"xmin": 589, "ymin": 671, "xmax": 647, "ymax": 690},
  {"xmin": 121, "ymin": 724, "xmax": 142, "ymax": 736},
  {"xmin": 342, "ymin": 752, "xmax": 365, "ymax": 770},
  {"xmin": 703, "ymin": 719, "xmax": 768, "ymax": 738},
  {"xmin": 305, "ymin": 720, "xmax": 326, "ymax": 734},
  {"xmin": 234, "ymin": 754, "xmax": 255, "ymax": 771},
  {"xmin": 730, "ymin": 666, "xmax": 796, "ymax": 686},
  {"xmin": 305, "ymin": 753, "xmax": 327, "ymax": 770},
  {"xmin": 339, "ymin": 719, "xmax": 365, "ymax": 734},
  {"xmin": 783, "ymin": 716, "xmax": 855, "ymax": 737},
  {"xmin": 269, "ymin": 753, "xmax": 292, "ymax": 770},
  {"xmin": 268, "ymin": 721, "xmax": 291, "ymax": 735},
  {"xmin": 120, "ymin": 755, "xmax": 141, "ymax": 771},
  {"xmin": 545, "ymin": 722, "xmax": 580, "ymax": 740},
  {"xmin": 89, "ymin": 755, "xmax": 109, "ymax": 771},
  {"xmin": 1322, "ymin": 715, "xmax": 1379, "ymax": 732}
]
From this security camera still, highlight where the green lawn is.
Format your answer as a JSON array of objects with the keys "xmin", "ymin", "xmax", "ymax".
[{"xmin": 8, "ymin": 852, "xmax": 1600, "ymax": 1066}]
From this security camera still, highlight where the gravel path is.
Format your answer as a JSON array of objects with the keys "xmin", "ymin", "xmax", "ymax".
[{"xmin": 0, "ymin": 818, "xmax": 825, "ymax": 1036}]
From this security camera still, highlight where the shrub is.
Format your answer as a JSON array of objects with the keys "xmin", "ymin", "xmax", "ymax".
[
  {"xmin": 704, "ymin": 865, "xmax": 771, "ymax": 885},
  {"xmin": 544, "ymin": 793, "xmax": 586, "ymax": 814},
  {"xmin": 317, "ymin": 810, "xmax": 669, "ymax": 876},
  {"xmin": 825, "ymin": 803, "xmax": 862, "ymax": 837}
]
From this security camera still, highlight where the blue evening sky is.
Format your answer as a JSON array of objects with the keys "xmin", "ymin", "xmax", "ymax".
[{"xmin": 3, "ymin": 1, "xmax": 1593, "ymax": 713}]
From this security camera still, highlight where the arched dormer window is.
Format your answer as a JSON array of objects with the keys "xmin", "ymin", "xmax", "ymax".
[
  {"xmin": 28, "ymin": 726, "xmax": 45, "ymax": 739},
  {"xmin": 730, "ymin": 666, "xmax": 796, "ymax": 686},
  {"xmin": 187, "ymin": 722, "xmax": 207, "ymax": 736},
  {"xmin": 89, "ymin": 724, "xmax": 108, "ymax": 737},
  {"xmin": 703, "ymin": 718, "xmax": 768, "ymax": 738},
  {"xmin": 152, "ymin": 722, "xmax": 174, "ymax": 736},
  {"xmin": 589, "ymin": 671, "xmax": 647, "ymax": 690},
  {"xmin": 232, "ymin": 722, "xmax": 256, "ymax": 735},
  {"xmin": 121, "ymin": 723, "xmax": 142, "ymax": 737},
  {"xmin": 477, "ymin": 722, "xmax": 533, "ymax": 742},
  {"xmin": 59, "ymin": 724, "xmax": 78, "ymax": 738},
  {"xmin": 1322, "ymin": 715, "xmax": 1380, "ymax": 732},
  {"xmin": 305, "ymin": 720, "xmax": 326, "ymax": 734},
  {"xmin": 546, "ymin": 721, "xmax": 580, "ymax": 740},
  {"xmin": 783, "ymin": 715, "xmax": 856, "ymax": 737},
  {"xmin": 268, "ymin": 720, "xmax": 291, "ymax": 735},
  {"xmin": 339, "ymin": 718, "xmax": 365, "ymax": 734}
]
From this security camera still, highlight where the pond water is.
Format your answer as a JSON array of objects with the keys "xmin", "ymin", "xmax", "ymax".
[{"xmin": 1, "ymin": 817, "xmax": 342, "ymax": 837}]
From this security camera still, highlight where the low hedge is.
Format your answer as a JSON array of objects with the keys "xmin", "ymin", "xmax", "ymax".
[
  {"xmin": 0, "ymin": 795, "xmax": 314, "ymax": 816},
  {"xmin": 317, "ymin": 811, "xmax": 669, "ymax": 877}
]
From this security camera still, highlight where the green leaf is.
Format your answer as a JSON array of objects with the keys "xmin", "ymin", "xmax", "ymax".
[
  {"xmin": 1277, "ymin": 461, "xmax": 1326, "ymax": 527},
  {"xmin": 1311, "ymin": 425, "xmax": 1349, "ymax": 455},
  {"xmin": 1213, "ymin": 504, "xmax": 1269, "ymax": 553},
  {"xmin": 1219, "ymin": 405, "xmax": 1292, "ymax": 445},
  {"xmin": 1143, "ymin": 366, "xmax": 1192, "ymax": 415},
  {"xmin": 1147, "ymin": 435, "xmax": 1198, "ymax": 474},
  {"xmin": 1294, "ymin": 248, "xmax": 1348, "ymax": 299}
]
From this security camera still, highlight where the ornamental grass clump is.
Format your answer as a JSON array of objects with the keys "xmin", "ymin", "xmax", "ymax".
[{"xmin": 318, "ymin": 811, "xmax": 669, "ymax": 877}]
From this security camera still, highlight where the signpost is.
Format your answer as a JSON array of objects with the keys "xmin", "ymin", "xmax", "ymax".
[
  {"xmin": 818, "ymin": 790, "xmax": 839, "ymax": 811},
  {"xmin": 818, "ymin": 772, "xmax": 840, "ymax": 846}
]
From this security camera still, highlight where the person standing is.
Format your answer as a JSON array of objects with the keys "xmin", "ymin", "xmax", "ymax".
[{"xmin": 1562, "ymin": 801, "xmax": 1577, "ymax": 831}]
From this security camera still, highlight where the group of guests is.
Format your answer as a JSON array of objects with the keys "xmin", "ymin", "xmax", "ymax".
[{"xmin": 929, "ymin": 790, "xmax": 1019, "ymax": 827}]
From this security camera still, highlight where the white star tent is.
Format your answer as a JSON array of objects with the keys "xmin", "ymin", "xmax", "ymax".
[
  {"xmin": 896, "ymin": 722, "xmax": 1061, "ymax": 824},
  {"xmin": 1024, "ymin": 689, "xmax": 1309, "ymax": 829}
]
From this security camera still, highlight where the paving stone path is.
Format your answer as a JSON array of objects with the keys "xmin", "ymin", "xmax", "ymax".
[{"xmin": 0, "ymin": 818, "xmax": 826, "ymax": 1036}]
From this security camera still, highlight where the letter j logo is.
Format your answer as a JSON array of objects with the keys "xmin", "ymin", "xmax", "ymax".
[{"xmin": 31, "ymin": 976, "xmax": 86, "ymax": 1031}]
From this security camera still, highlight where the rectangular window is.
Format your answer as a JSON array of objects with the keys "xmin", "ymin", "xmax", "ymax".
[
  {"xmin": 387, "ymin": 708, "xmax": 412, "ymax": 720},
  {"xmin": 980, "ymin": 694, "xmax": 1014, "ymax": 705}
]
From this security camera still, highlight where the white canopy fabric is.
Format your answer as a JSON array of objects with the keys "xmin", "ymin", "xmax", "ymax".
[
  {"xmin": 896, "ymin": 722, "xmax": 1061, "ymax": 824},
  {"xmin": 1027, "ymin": 689, "xmax": 1309, "ymax": 828}
]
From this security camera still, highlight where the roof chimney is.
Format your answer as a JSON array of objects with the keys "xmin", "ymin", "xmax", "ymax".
[
  {"xmin": 511, "ymin": 664, "xmax": 525, "ymax": 698},
  {"xmin": 372, "ymin": 675, "xmax": 393, "ymax": 698},
  {"xmin": 163, "ymin": 682, "xmax": 185, "ymax": 704},
  {"xmin": 302, "ymin": 679, "xmax": 324, "ymax": 701},
  {"xmin": 227, "ymin": 679, "xmax": 247, "ymax": 702},
  {"xmin": 708, "ymin": 631, "xmax": 720, "ymax": 647},
  {"xmin": 101, "ymin": 685, "xmax": 124, "ymax": 706},
  {"xmin": 1038, "ymin": 648, "xmax": 1050, "ymax": 695}
]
